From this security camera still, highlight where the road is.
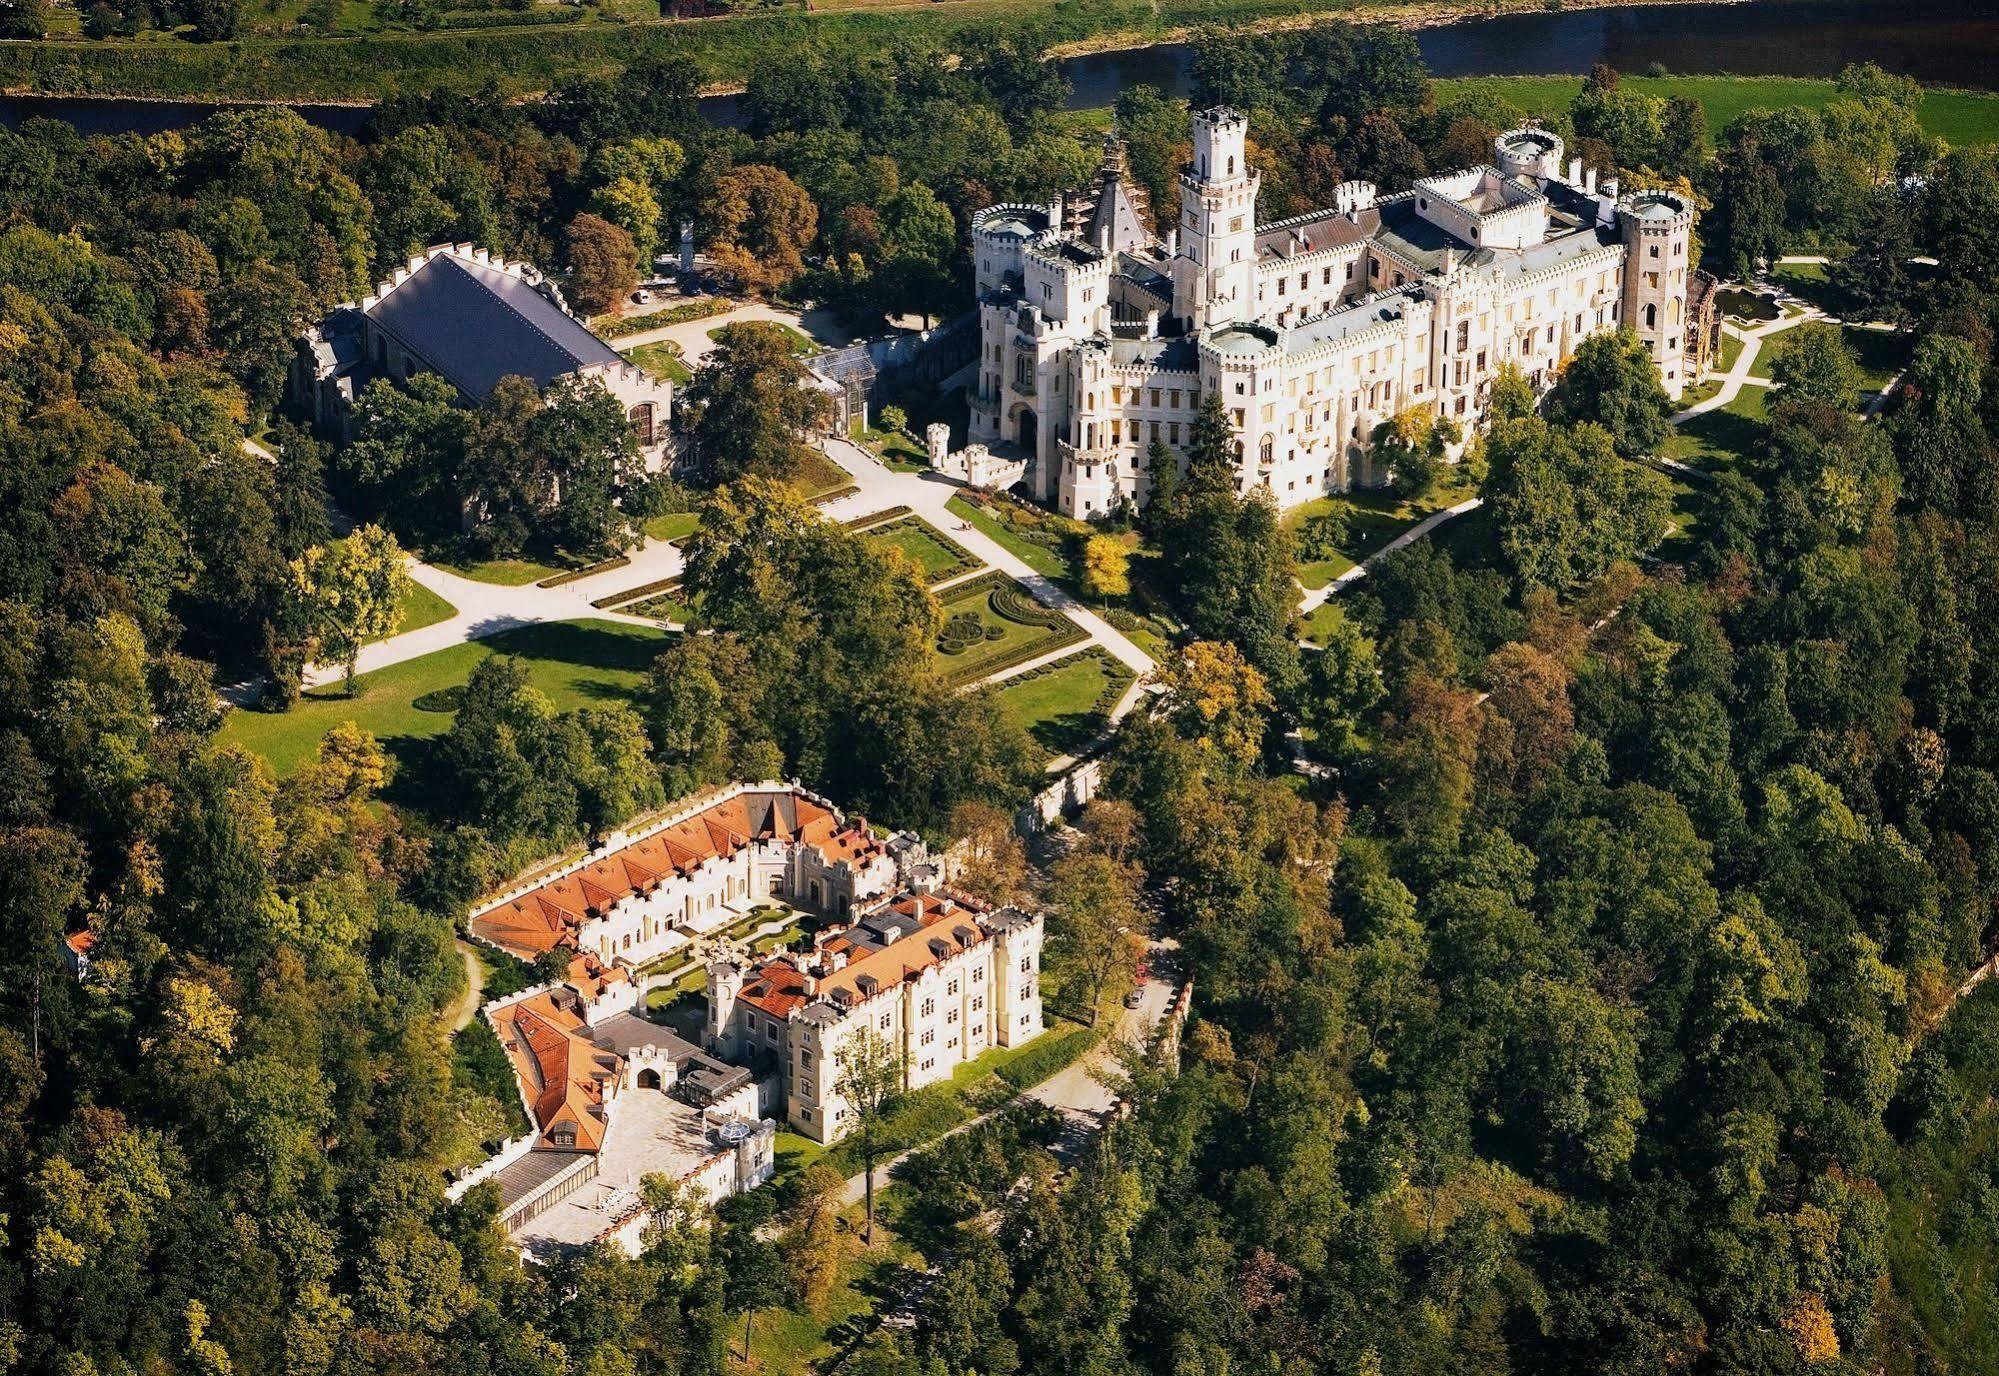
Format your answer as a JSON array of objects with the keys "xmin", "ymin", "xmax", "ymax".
[{"xmin": 291, "ymin": 427, "xmax": 1159, "ymax": 705}]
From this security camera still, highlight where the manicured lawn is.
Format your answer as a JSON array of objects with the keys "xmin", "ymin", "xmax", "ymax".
[
  {"xmin": 744, "ymin": 1203, "xmax": 925, "ymax": 1376},
  {"xmin": 218, "ymin": 619, "xmax": 670, "ymax": 777},
  {"xmin": 434, "ymin": 555, "xmax": 565, "ymax": 587},
  {"xmin": 930, "ymin": 575, "xmax": 1085, "ymax": 684},
  {"xmin": 708, "ymin": 321, "xmax": 818, "ymax": 357},
  {"xmin": 1717, "ymin": 332, "xmax": 1745, "ymax": 373},
  {"xmin": 1286, "ymin": 475, "xmax": 1477, "ymax": 590},
  {"xmin": 643, "ymin": 510, "xmax": 701, "ymax": 543},
  {"xmin": 855, "ymin": 424, "xmax": 930, "ymax": 472},
  {"xmin": 1847, "ymin": 326, "xmax": 1913, "ymax": 395},
  {"xmin": 623, "ymin": 339, "xmax": 691, "ymax": 386},
  {"xmin": 947, "ymin": 494, "xmax": 1075, "ymax": 583},
  {"xmin": 793, "ymin": 447, "xmax": 855, "ymax": 502},
  {"xmin": 626, "ymin": 586, "xmax": 699, "ymax": 627},
  {"xmin": 993, "ymin": 647, "xmax": 1135, "ymax": 763},
  {"xmin": 866, "ymin": 516, "xmax": 981, "ymax": 584},
  {"xmin": 379, "ymin": 578, "xmax": 456, "ymax": 642},
  {"xmin": 1664, "ymin": 384, "xmax": 1770, "ymax": 472}
]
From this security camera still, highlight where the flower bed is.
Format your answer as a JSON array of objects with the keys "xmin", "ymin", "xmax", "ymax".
[
  {"xmin": 597, "ymin": 297, "xmax": 734, "ymax": 340},
  {"xmin": 535, "ymin": 554, "xmax": 631, "ymax": 587}
]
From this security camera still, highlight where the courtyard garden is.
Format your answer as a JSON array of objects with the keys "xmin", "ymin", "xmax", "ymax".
[
  {"xmin": 992, "ymin": 647, "xmax": 1136, "ymax": 765},
  {"xmin": 946, "ymin": 491, "xmax": 1083, "ymax": 583},
  {"xmin": 929, "ymin": 572, "xmax": 1086, "ymax": 687},
  {"xmin": 623, "ymin": 339, "xmax": 692, "ymax": 386},
  {"xmin": 218, "ymin": 619, "xmax": 669, "ymax": 778},
  {"xmin": 864, "ymin": 516, "xmax": 981, "ymax": 585}
]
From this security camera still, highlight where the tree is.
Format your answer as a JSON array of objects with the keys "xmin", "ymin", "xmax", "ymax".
[
  {"xmin": 718, "ymin": 1203, "xmax": 787, "ymax": 1361},
  {"xmin": 945, "ymin": 799, "xmax": 1028, "ymax": 904},
  {"xmin": 1545, "ymin": 329, "xmax": 1673, "ymax": 459},
  {"xmin": 1372, "ymin": 407, "xmax": 1461, "ymax": 499},
  {"xmin": 1483, "ymin": 415, "xmax": 1672, "ymax": 592},
  {"xmin": 1830, "ymin": 185, "xmax": 1918, "ymax": 326},
  {"xmin": 1080, "ymin": 533, "xmax": 1133, "ymax": 600},
  {"xmin": 283, "ymin": 526, "xmax": 410, "ymax": 693},
  {"xmin": 837, "ymin": 1027, "xmax": 904, "ymax": 1246},
  {"xmin": 1766, "ymin": 320, "xmax": 1862, "ymax": 409},
  {"xmin": 679, "ymin": 323, "xmax": 832, "ymax": 486},
  {"xmin": 710, "ymin": 165, "xmax": 818, "ymax": 296},
  {"xmin": 783, "ymin": 1165, "xmax": 848, "ymax": 1317},
  {"xmin": 1047, "ymin": 851, "xmax": 1142, "ymax": 1025},
  {"xmin": 563, "ymin": 213, "xmax": 638, "ymax": 316}
]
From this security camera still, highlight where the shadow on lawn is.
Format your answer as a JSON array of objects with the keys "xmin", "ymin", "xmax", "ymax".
[{"xmin": 1676, "ymin": 406, "xmax": 1766, "ymax": 470}]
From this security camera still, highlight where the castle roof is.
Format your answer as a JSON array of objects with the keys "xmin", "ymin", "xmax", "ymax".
[
  {"xmin": 735, "ymin": 891, "xmax": 1002, "ymax": 1021},
  {"xmin": 471, "ymin": 787, "xmax": 880, "ymax": 960},
  {"xmin": 366, "ymin": 246, "xmax": 621, "ymax": 402}
]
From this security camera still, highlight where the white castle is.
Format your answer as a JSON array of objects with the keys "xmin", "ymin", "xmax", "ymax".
[{"xmin": 968, "ymin": 110, "xmax": 1699, "ymax": 517}]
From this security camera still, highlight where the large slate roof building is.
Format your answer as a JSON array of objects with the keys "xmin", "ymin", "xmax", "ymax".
[{"xmin": 293, "ymin": 242, "xmax": 672, "ymax": 458}]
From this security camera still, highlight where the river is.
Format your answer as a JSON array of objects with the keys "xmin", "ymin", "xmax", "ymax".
[{"xmin": 3, "ymin": 0, "xmax": 1994, "ymax": 136}]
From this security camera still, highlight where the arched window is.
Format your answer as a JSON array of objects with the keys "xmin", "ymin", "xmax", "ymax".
[
  {"xmin": 1258, "ymin": 435, "xmax": 1274, "ymax": 466},
  {"xmin": 1644, "ymin": 302, "xmax": 1657, "ymax": 330},
  {"xmin": 1014, "ymin": 355, "xmax": 1033, "ymax": 391},
  {"xmin": 628, "ymin": 402, "xmax": 656, "ymax": 446},
  {"xmin": 1227, "ymin": 155, "xmax": 1236, "ymax": 175}
]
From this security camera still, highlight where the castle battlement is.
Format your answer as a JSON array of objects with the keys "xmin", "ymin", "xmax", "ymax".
[{"xmin": 968, "ymin": 107, "xmax": 1700, "ymax": 519}]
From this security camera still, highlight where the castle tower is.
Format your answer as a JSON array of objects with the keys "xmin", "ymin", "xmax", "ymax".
[
  {"xmin": 706, "ymin": 959, "xmax": 743, "ymax": 1059},
  {"xmin": 1173, "ymin": 107, "xmax": 1260, "ymax": 332},
  {"xmin": 1617, "ymin": 189, "xmax": 1697, "ymax": 399},
  {"xmin": 1494, "ymin": 126, "xmax": 1566, "ymax": 185}
]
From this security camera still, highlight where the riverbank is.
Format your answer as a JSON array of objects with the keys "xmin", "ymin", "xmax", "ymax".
[{"xmin": 0, "ymin": 0, "xmax": 1759, "ymax": 104}]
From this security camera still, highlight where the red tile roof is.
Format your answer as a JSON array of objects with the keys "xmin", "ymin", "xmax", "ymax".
[
  {"xmin": 491, "ymin": 990, "xmax": 617, "ymax": 1152},
  {"xmin": 471, "ymin": 788, "xmax": 883, "ymax": 960}
]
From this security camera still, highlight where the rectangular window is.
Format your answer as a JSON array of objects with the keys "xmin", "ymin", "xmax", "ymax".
[
  {"xmin": 921, "ymin": 997, "xmax": 934, "ymax": 1016},
  {"xmin": 921, "ymin": 1029, "xmax": 934, "ymax": 1046}
]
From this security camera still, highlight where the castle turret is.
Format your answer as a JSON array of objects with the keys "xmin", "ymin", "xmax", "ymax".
[
  {"xmin": 706, "ymin": 959, "xmax": 744, "ymax": 1059},
  {"xmin": 1495, "ymin": 125, "xmax": 1566, "ymax": 185},
  {"xmin": 1617, "ymin": 188, "xmax": 1697, "ymax": 399},
  {"xmin": 1173, "ymin": 107, "xmax": 1261, "ymax": 331}
]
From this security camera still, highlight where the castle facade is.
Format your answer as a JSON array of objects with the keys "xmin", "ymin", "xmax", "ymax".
[{"xmin": 968, "ymin": 109, "xmax": 1700, "ymax": 518}]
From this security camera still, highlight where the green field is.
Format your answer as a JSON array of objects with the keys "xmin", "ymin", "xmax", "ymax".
[
  {"xmin": 993, "ymin": 647, "xmax": 1135, "ymax": 763},
  {"xmin": 0, "ymin": 0, "xmax": 1604, "ymax": 101},
  {"xmin": 946, "ymin": 494, "xmax": 1078, "ymax": 583},
  {"xmin": 1286, "ymin": 475, "xmax": 1477, "ymax": 589},
  {"xmin": 1664, "ymin": 381, "xmax": 1770, "ymax": 472},
  {"xmin": 381, "ymin": 578, "xmax": 456, "ymax": 641},
  {"xmin": 624, "ymin": 340, "xmax": 691, "ymax": 387},
  {"xmin": 1431, "ymin": 74, "xmax": 1999, "ymax": 145},
  {"xmin": 866, "ymin": 516, "xmax": 981, "ymax": 585},
  {"xmin": 219, "ymin": 618, "xmax": 670, "ymax": 777},
  {"xmin": 642, "ymin": 510, "xmax": 701, "ymax": 543},
  {"xmin": 930, "ymin": 574, "xmax": 1086, "ymax": 684}
]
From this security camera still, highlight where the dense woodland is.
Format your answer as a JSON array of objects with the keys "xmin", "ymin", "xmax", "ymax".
[{"xmin": 3, "ymin": 19, "xmax": 1999, "ymax": 1376}]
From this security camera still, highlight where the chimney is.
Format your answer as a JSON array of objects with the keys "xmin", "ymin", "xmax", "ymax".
[
  {"xmin": 1567, "ymin": 156, "xmax": 1583, "ymax": 185},
  {"xmin": 1584, "ymin": 167, "xmax": 1598, "ymax": 195}
]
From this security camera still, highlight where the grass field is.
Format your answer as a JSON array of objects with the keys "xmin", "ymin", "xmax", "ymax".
[
  {"xmin": 993, "ymin": 647, "xmax": 1135, "ymax": 762},
  {"xmin": 643, "ymin": 510, "xmax": 701, "ymax": 543},
  {"xmin": 624, "ymin": 340, "xmax": 691, "ymax": 387},
  {"xmin": 219, "ymin": 619, "xmax": 669, "ymax": 777},
  {"xmin": 1286, "ymin": 474, "xmax": 1477, "ymax": 589},
  {"xmin": 1431, "ymin": 74, "xmax": 1999, "ymax": 145},
  {"xmin": 866, "ymin": 516, "xmax": 982, "ymax": 585},
  {"xmin": 381, "ymin": 578, "xmax": 456, "ymax": 641},
  {"xmin": 434, "ymin": 554, "xmax": 565, "ymax": 586},
  {"xmin": 1664, "ymin": 380, "xmax": 1769, "ymax": 472},
  {"xmin": 930, "ymin": 575, "xmax": 1085, "ymax": 682},
  {"xmin": 945, "ymin": 494, "xmax": 1077, "ymax": 583}
]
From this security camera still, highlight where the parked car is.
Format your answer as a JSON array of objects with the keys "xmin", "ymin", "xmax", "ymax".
[
  {"xmin": 1123, "ymin": 987, "xmax": 1145, "ymax": 1009},
  {"xmin": 632, "ymin": 288, "xmax": 653, "ymax": 305}
]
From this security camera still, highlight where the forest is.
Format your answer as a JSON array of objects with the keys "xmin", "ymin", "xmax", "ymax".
[{"xmin": 2, "ymin": 17, "xmax": 1999, "ymax": 1376}]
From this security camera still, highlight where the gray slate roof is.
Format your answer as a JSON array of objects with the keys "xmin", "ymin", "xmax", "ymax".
[{"xmin": 367, "ymin": 253, "xmax": 621, "ymax": 402}]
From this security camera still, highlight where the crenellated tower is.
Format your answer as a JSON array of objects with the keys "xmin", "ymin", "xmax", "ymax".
[
  {"xmin": 1617, "ymin": 188, "xmax": 1697, "ymax": 398},
  {"xmin": 1172, "ymin": 107, "xmax": 1260, "ymax": 332}
]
